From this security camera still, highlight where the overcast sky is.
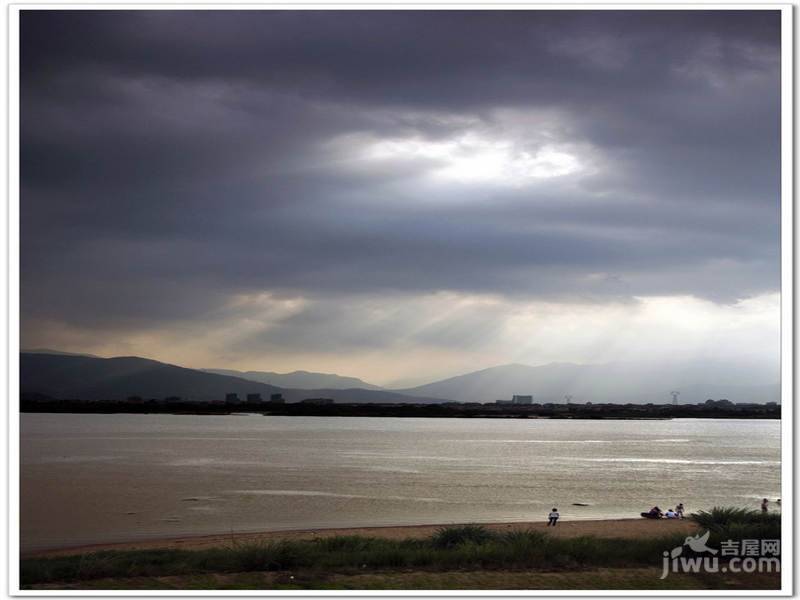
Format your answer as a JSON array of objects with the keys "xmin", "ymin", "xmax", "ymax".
[{"xmin": 20, "ymin": 10, "xmax": 781, "ymax": 387}]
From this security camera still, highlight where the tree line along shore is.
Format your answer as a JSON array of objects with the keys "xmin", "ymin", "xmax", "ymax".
[{"xmin": 21, "ymin": 396, "xmax": 781, "ymax": 419}]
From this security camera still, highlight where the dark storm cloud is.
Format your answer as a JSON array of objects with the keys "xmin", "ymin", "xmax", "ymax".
[
  {"xmin": 21, "ymin": 11, "xmax": 778, "ymax": 106},
  {"xmin": 20, "ymin": 9, "xmax": 781, "ymax": 343}
]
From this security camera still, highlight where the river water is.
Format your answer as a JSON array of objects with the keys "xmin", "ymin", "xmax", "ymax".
[{"xmin": 20, "ymin": 414, "xmax": 781, "ymax": 552}]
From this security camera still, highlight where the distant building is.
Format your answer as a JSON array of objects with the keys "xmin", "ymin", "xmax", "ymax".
[
  {"xmin": 225, "ymin": 393, "xmax": 241, "ymax": 404},
  {"xmin": 512, "ymin": 395, "xmax": 533, "ymax": 405},
  {"xmin": 270, "ymin": 393, "xmax": 285, "ymax": 403},
  {"xmin": 301, "ymin": 397, "xmax": 334, "ymax": 405},
  {"xmin": 495, "ymin": 399, "xmax": 513, "ymax": 405},
  {"xmin": 246, "ymin": 393, "xmax": 263, "ymax": 404}
]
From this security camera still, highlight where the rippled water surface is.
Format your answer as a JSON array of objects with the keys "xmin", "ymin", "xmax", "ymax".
[{"xmin": 21, "ymin": 414, "xmax": 781, "ymax": 552}]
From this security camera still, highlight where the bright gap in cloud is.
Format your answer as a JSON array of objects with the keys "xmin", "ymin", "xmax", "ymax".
[{"xmin": 359, "ymin": 132, "xmax": 583, "ymax": 184}]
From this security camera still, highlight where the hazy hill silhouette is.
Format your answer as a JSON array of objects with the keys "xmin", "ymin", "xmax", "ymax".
[
  {"xmin": 20, "ymin": 353, "xmax": 445, "ymax": 404},
  {"xmin": 396, "ymin": 362, "xmax": 779, "ymax": 404},
  {"xmin": 21, "ymin": 353, "xmax": 282, "ymax": 401},
  {"xmin": 21, "ymin": 352, "xmax": 778, "ymax": 405},
  {"xmin": 202, "ymin": 368, "xmax": 382, "ymax": 391}
]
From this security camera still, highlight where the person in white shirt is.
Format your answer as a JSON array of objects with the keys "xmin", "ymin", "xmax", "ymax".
[
  {"xmin": 548, "ymin": 508, "xmax": 560, "ymax": 526},
  {"xmin": 664, "ymin": 509, "xmax": 677, "ymax": 519}
]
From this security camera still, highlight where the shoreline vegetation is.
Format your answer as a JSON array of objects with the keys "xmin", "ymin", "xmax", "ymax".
[
  {"xmin": 20, "ymin": 398, "xmax": 780, "ymax": 419},
  {"xmin": 22, "ymin": 509, "xmax": 781, "ymax": 590},
  {"xmin": 25, "ymin": 518, "xmax": 700, "ymax": 558}
]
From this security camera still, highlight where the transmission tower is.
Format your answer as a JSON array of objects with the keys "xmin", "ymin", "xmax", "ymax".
[
  {"xmin": 565, "ymin": 395, "xmax": 573, "ymax": 405},
  {"xmin": 670, "ymin": 391, "xmax": 680, "ymax": 406}
]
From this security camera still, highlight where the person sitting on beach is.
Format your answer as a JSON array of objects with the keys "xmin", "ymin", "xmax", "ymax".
[
  {"xmin": 675, "ymin": 503, "xmax": 684, "ymax": 519},
  {"xmin": 664, "ymin": 508, "xmax": 677, "ymax": 519},
  {"xmin": 762, "ymin": 498, "xmax": 769, "ymax": 513},
  {"xmin": 648, "ymin": 506, "xmax": 663, "ymax": 518},
  {"xmin": 548, "ymin": 508, "xmax": 560, "ymax": 526}
]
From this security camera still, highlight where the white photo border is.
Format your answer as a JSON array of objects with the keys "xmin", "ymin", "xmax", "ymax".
[{"xmin": 3, "ymin": 2, "xmax": 794, "ymax": 597}]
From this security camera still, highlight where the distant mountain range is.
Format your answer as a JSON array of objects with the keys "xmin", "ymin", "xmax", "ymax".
[
  {"xmin": 19, "ymin": 353, "xmax": 442, "ymax": 404},
  {"xmin": 202, "ymin": 368, "xmax": 382, "ymax": 391},
  {"xmin": 397, "ymin": 362, "xmax": 780, "ymax": 404},
  {"xmin": 21, "ymin": 351, "xmax": 779, "ymax": 405},
  {"xmin": 21, "ymin": 353, "xmax": 281, "ymax": 401}
]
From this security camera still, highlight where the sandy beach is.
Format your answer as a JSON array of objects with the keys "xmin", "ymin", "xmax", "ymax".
[{"xmin": 26, "ymin": 518, "xmax": 698, "ymax": 558}]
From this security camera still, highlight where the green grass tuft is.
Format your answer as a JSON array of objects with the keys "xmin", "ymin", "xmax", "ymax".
[
  {"xmin": 691, "ymin": 507, "xmax": 781, "ymax": 541},
  {"xmin": 431, "ymin": 524, "xmax": 496, "ymax": 548}
]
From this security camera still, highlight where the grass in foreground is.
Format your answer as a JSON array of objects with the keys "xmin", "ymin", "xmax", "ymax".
[
  {"xmin": 21, "ymin": 509, "xmax": 781, "ymax": 590},
  {"xmin": 691, "ymin": 507, "xmax": 781, "ymax": 541},
  {"xmin": 29, "ymin": 568, "xmax": 780, "ymax": 591},
  {"xmin": 22, "ymin": 528, "xmax": 688, "ymax": 586}
]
